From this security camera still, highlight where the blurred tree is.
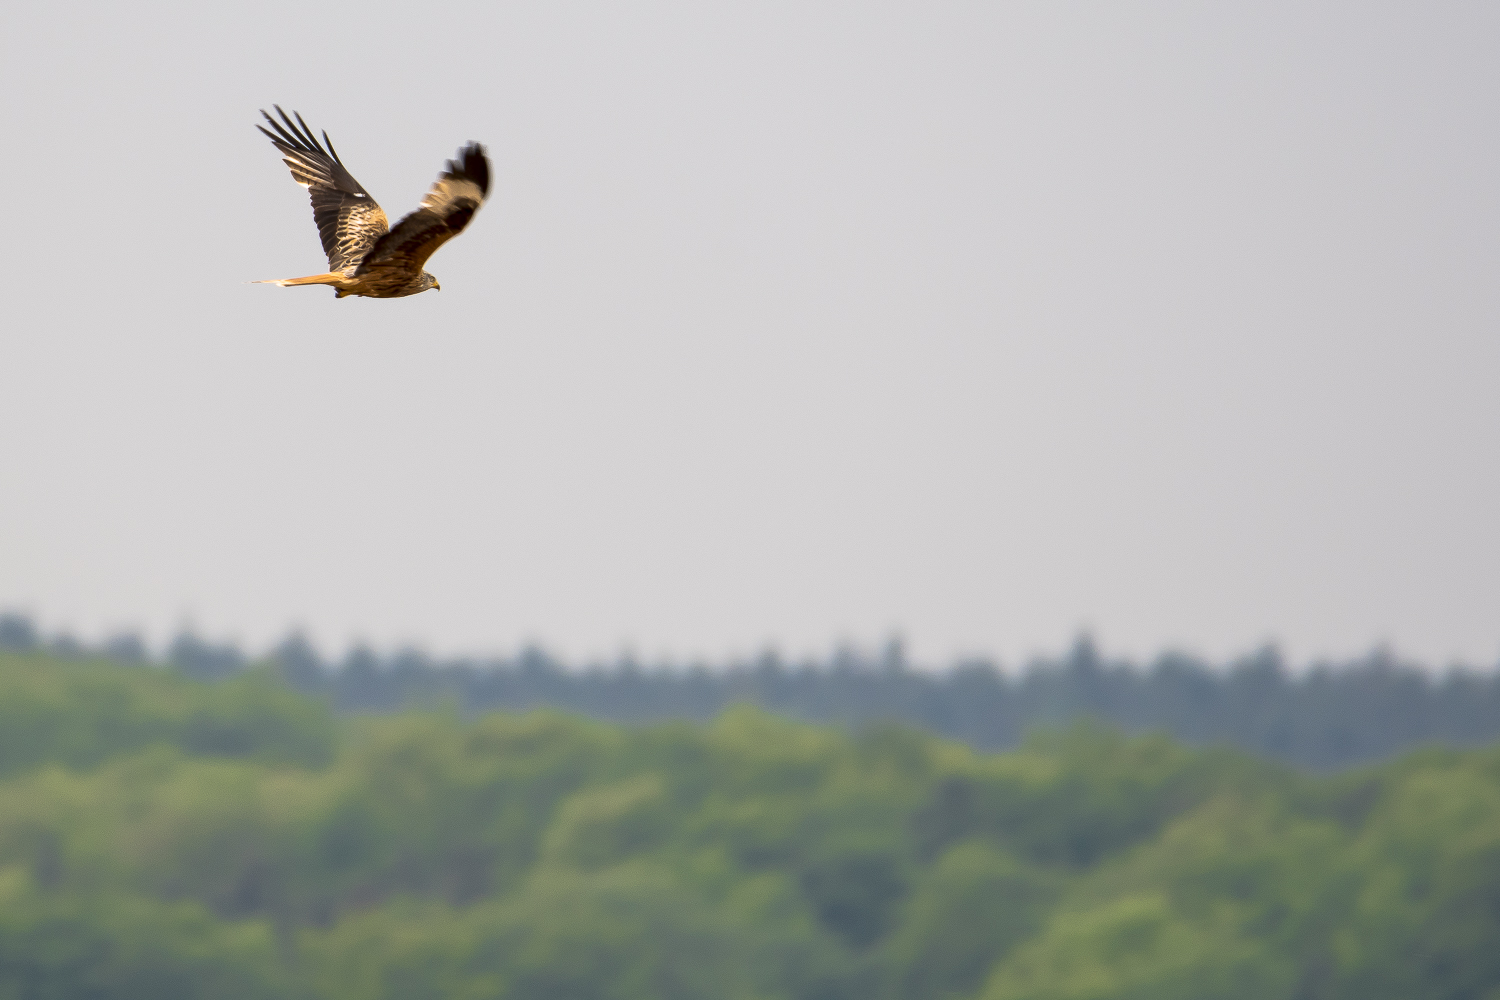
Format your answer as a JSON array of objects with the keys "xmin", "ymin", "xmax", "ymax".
[
  {"xmin": 0, "ymin": 614, "xmax": 38, "ymax": 652},
  {"xmin": 169, "ymin": 631, "xmax": 245, "ymax": 682},
  {"xmin": 271, "ymin": 631, "xmax": 326, "ymax": 692},
  {"xmin": 100, "ymin": 632, "xmax": 150, "ymax": 665}
]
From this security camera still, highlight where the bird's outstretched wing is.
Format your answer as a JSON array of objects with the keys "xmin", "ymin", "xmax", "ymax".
[
  {"xmin": 356, "ymin": 143, "xmax": 490, "ymax": 278},
  {"xmin": 257, "ymin": 107, "xmax": 390, "ymax": 272}
]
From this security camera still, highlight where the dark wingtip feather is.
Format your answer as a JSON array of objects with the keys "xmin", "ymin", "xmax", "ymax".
[
  {"xmin": 256, "ymin": 106, "xmax": 334, "ymax": 158},
  {"xmin": 292, "ymin": 110, "xmax": 321, "ymax": 149},
  {"xmin": 276, "ymin": 106, "xmax": 303, "ymax": 144},
  {"xmin": 259, "ymin": 108, "xmax": 288, "ymax": 141},
  {"xmin": 258, "ymin": 106, "xmax": 307, "ymax": 153},
  {"xmin": 446, "ymin": 142, "xmax": 490, "ymax": 198}
]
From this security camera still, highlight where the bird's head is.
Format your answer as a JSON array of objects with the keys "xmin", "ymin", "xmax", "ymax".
[{"xmin": 421, "ymin": 272, "xmax": 441, "ymax": 292}]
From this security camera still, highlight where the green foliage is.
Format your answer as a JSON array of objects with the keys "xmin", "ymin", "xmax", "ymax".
[
  {"xmin": 881, "ymin": 840, "xmax": 1058, "ymax": 999},
  {"xmin": 0, "ymin": 651, "xmax": 1499, "ymax": 999},
  {"xmin": 0, "ymin": 652, "xmax": 334, "ymax": 776},
  {"xmin": 979, "ymin": 893, "xmax": 1293, "ymax": 1000},
  {"xmin": 0, "ymin": 868, "xmax": 288, "ymax": 1000}
]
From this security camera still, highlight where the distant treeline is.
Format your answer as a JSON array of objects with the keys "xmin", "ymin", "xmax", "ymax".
[{"xmin": 2, "ymin": 612, "xmax": 1497, "ymax": 770}]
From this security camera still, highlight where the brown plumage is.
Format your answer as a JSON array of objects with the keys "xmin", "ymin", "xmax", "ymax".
[{"xmin": 255, "ymin": 107, "xmax": 490, "ymax": 298}]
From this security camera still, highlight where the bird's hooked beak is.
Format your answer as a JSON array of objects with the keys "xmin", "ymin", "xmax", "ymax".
[{"xmin": 433, "ymin": 281, "xmax": 441, "ymax": 291}]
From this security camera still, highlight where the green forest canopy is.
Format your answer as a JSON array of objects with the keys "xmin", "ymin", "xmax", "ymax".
[{"xmin": 0, "ymin": 649, "xmax": 1497, "ymax": 1000}]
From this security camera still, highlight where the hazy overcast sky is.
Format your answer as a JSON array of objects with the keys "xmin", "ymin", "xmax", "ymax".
[{"xmin": 1, "ymin": 3, "xmax": 1496, "ymax": 668}]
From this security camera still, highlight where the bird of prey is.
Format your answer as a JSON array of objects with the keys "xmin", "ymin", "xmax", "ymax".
[{"xmin": 255, "ymin": 106, "xmax": 489, "ymax": 298}]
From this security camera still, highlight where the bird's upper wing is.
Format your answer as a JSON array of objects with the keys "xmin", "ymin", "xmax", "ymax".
[
  {"xmin": 257, "ymin": 107, "xmax": 390, "ymax": 272},
  {"xmin": 355, "ymin": 143, "xmax": 489, "ymax": 278}
]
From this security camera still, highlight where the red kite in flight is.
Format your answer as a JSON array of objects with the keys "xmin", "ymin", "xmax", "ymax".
[{"xmin": 256, "ymin": 107, "xmax": 489, "ymax": 298}]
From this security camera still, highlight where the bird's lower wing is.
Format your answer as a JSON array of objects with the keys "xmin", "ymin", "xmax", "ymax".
[
  {"xmin": 258, "ymin": 107, "xmax": 389, "ymax": 272},
  {"xmin": 356, "ymin": 142, "xmax": 489, "ymax": 277}
]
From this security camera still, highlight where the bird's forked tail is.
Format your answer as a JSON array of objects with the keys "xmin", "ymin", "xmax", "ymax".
[{"xmin": 251, "ymin": 272, "xmax": 346, "ymax": 289}]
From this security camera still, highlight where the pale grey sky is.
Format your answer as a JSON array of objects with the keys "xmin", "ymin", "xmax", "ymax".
[{"xmin": 1, "ymin": 3, "xmax": 1496, "ymax": 669}]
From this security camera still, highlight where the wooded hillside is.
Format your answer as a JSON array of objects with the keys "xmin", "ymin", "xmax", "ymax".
[{"xmin": 0, "ymin": 649, "xmax": 1497, "ymax": 999}]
